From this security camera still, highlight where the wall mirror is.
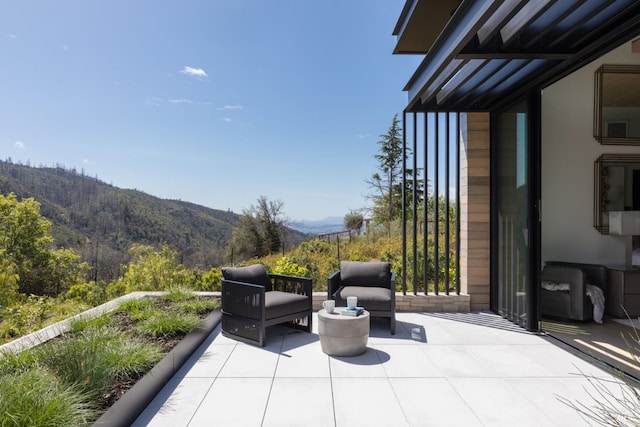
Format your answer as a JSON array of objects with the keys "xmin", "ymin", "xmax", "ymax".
[
  {"xmin": 594, "ymin": 65, "xmax": 640, "ymax": 145},
  {"xmin": 594, "ymin": 153, "xmax": 640, "ymax": 233}
]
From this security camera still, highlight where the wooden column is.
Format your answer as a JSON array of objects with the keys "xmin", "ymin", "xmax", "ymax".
[{"xmin": 459, "ymin": 112, "xmax": 490, "ymax": 311}]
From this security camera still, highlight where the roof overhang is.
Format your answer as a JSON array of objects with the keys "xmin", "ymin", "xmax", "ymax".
[
  {"xmin": 394, "ymin": 0, "xmax": 640, "ymax": 112},
  {"xmin": 392, "ymin": 0, "xmax": 463, "ymax": 54}
]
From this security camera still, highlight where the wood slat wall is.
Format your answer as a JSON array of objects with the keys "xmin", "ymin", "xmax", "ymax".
[{"xmin": 460, "ymin": 112, "xmax": 490, "ymax": 310}]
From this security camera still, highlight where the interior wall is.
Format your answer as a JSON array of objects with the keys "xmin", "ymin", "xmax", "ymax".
[{"xmin": 541, "ymin": 41, "xmax": 640, "ymax": 267}]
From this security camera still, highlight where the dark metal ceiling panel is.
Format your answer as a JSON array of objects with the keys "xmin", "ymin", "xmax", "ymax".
[
  {"xmin": 545, "ymin": 0, "xmax": 612, "ymax": 48},
  {"xmin": 435, "ymin": 59, "xmax": 486, "ymax": 105},
  {"xmin": 476, "ymin": 0, "xmax": 526, "ymax": 46},
  {"xmin": 566, "ymin": 0, "xmax": 638, "ymax": 49},
  {"xmin": 404, "ymin": 0, "xmax": 505, "ymax": 107},
  {"xmin": 421, "ymin": 58, "xmax": 466, "ymax": 105},
  {"xmin": 500, "ymin": 0, "xmax": 554, "ymax": 46},
  {"xmin": 446, "ymin": 59, "xmax": 509, "ymax": 107},
  {"xmin": 520, "ymin": 0, "xmax": 586, "ymax": 49},
  {"xmin": 397, "ymin": 0, "xmax": 640, "ymax": 112}
]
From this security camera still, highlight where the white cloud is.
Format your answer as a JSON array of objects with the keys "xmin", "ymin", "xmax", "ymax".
[
  {"xmin": 180, "ymin": 66, "xmax": 207, "ymax": 78},
  {"xmin": 8, "ymin": 34, "xmax": 17, "ymax": 39},
  {"xmin": 83, "ymin": 158, "xmax": 94, "ymax": 165},
  {"xmin": 221, "ymin": 117, "xmax": 232, "ymax": 122},
  {"xmin": 14, "ymin": 141, "xmax": 25, "ymax": 149},
  {"xmin": 146, "ymin": 96, "xmax": 162, "ymax": 106},
  {"xmin": 219, "ymin": 105, "xmax": 243, "ymax": 111},
  {"xmin": 169, "ymin": 99, "xmax": 193, "ymax": 104}
]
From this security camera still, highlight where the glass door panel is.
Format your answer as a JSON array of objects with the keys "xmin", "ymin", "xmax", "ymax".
[{"xmin": 495, "ymin": 100, "xmax": 531, "ymax": 328}]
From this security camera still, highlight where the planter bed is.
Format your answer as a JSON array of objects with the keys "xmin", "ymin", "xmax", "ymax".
[{"xmin": 0, "ymin": 292, "xmax": 222, "ymax": 426}]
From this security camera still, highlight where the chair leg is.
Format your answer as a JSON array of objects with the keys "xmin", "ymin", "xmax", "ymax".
[
  {"xmin": 306, "ymin": 314, "xmax": 312, "ymax": 333},
  {"xmin": 390, "ymin": 314, "xmax": 396, "ymax": 335},
  {"xmin": 259, "ymin": 323, "xmax": 266, "ymax": 347}
]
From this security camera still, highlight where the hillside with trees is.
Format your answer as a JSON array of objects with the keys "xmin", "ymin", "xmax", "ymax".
[{"xmin": 0, "ymin": 160, "xmax": 305, "ymax": 282}]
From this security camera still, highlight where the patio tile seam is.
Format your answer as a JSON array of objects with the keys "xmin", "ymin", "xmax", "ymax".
[
  {"xmin": 441, "ymin": 377, "xmax": 501, "ymax": 426},
  {"xmin": 185, "ymin": 376, "xmax": 219, "ymax": 426},
  {"xmin": 327, "ymin": 350, "xmax": 338, "ymax": 427},
  {"xmin": 259, "ymin": 336, "xmax": 287, "ymax": 426}
]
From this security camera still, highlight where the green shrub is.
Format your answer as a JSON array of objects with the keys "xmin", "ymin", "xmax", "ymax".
[
  {"xmin": 272, "ymin": 256, "xmax": 308, "ymax": 277},
  {"xmin": 68, "ymin": 312, "xmax": 112, "ymax": 333},
  {"xmin": 0, "ymin": 295, "xmax": 53, "ymax": 339},
  {"xmin": 34, "ymin": 326, "xmax": 162, "ymax": 398},
  {"xmin": 197, "ymin": 267, "xmax": 222, "ymax": 291},
  {"xmin": 0, "ymin": 349, "xmax": 38, "ymax": 376},
  {"xmin": 116, "ymin": 297, "xmax": 158, "ymax": 320},
  {"xmin": 178, "ymin": 299, "xmax": 219, "ymax": 315},
  {"xmin": 65, "ymin": 281, "xmax": 109, "ymax": 306},
  {"xmin": 162, "ymin": 288, "xmax": 196, "ymax": 303},
  {"xmin": 137, "ymin": 313, "xmax": 200, "ymax": 338},
  {"xmin": 0, "ymin": 368, "xmax": 95, "ymax": 426}
]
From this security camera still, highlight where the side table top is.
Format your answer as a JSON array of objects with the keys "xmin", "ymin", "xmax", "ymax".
[{"xmin": 318, "ymin": 308, "xmax": 369, "ymax": 321}]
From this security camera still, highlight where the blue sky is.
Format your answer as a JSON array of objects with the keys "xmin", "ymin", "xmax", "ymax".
[{"xmin": 1, "ymin": 0, "xmax": 421, "ymax": 221}]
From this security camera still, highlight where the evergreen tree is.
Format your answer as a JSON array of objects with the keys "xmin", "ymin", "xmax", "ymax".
[{"xmin": 367, "ymin": 114, "xmax": 423, "ymax": 236}]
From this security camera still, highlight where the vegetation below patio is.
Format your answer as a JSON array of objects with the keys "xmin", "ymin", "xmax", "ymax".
[{"xmin": 0, "ymin": 289, "xmax": 219, "ymax": 426}]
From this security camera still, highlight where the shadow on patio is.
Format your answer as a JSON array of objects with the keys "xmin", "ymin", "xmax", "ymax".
[
  {"xmin": 131, "ymin": 311, "xmax": 635, "ymax": 426},
  {"xmin": 542, "ymin": 316, "xmax": 640, "ymax": 382}
]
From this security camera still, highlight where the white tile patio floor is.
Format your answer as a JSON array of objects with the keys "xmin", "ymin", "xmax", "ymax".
[{"xmin": 133, "ymin": 312, "xmax": 630, "ymax": 427}]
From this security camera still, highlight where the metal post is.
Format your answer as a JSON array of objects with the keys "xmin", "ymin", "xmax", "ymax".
[
  {"xmin": 412, "ymin": 112, "xmax": 418, "ymax": 295},
  {"xmin": 445, "ymin": 112, "xmax": 450, "ymax": 295},
  {"xmin": 402, "ymin": 111, "xmax": 407, "ymax": 295},
  {"xmin": 434, "ymin": 113, "xmax": 440, "ymax": 295},
  {"xmin": 423, "ymin": 113, "xmax": 429, "ymax": 295}
]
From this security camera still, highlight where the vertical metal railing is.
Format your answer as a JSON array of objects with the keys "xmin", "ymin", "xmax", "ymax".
[
  {"xmin": 455, "ymin": 115, "xmax": 461, "ymax": 294},
  {"xmin": 412, "ymin": 114, "xmax": 418, "ymax": 292},
  {"xmin": 422, "ymin": 113, "xmax": 429, "ymax": 295},
  {"xmin": 402, "ymin": 111, "xmax": 461, "ymax": 296},
  {"xmin": 445, "ymin": 114, "xmax": 451, "ymax": 294},
  {"xmin": 401, "ymin": 112, "xmax": 408, "ymax": 294}
]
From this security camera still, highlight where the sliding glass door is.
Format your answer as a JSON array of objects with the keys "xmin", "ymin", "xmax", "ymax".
[{"xmin": 492, "ymin": 95, "xmax": 540, "ymax": 331}]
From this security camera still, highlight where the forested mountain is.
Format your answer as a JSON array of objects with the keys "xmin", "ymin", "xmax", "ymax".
[{"xmin": 0, "ymin": 160, "xmax": 305, "ymax": 282}]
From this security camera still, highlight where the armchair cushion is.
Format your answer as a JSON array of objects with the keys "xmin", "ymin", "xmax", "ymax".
[
  {"xmin": 222, "ymin": 264, "xmax": 271, "ymax": 287},
  {"xmin": 334, "ymin": 286, "xmax": 392, "ymax": 311},
  {"xmin": 265, "ymin": 291, "xmax": 310, "ymax": 320},
  {"xmin": 339, "ymin": 261, "xmax": 391, "ymax": 288}
]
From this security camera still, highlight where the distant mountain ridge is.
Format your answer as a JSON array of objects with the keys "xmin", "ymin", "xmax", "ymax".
[{"xmin": 0, "ymin": 160, "xmax": 306, "ymax": 282}]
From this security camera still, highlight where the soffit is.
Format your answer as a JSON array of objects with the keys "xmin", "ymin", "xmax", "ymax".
[
  {"xmin": 396, "ymin": 0, "xmax": 640, "ymax": 112},
  {"xmin": 392, "ymin": 0, "xmax": 463, "ymax": 54}
]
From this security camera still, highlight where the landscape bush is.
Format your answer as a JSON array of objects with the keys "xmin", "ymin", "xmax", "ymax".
[
  {"xmin": 0, "ymin": 294, "xmax": 218, "ymax": 425},
  {"xmin": 0, "ymin": 368, "xmax": 95, "ymax": 426}
]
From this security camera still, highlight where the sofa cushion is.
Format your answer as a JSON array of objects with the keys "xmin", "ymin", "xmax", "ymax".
[
  {"xmin": 333, "ymin": 286, "xmax": 391, "ymax": 311},
  {"xmin": 222, "ymin": 264, "xmax": 271, "ymax": 287},
  {"xmin": 339, "ymin": 261, "xmax": 391, "ymax": 288},
  {"xmin": 264, "ymin": 291, "xmax": 309, "ymax": 320}
]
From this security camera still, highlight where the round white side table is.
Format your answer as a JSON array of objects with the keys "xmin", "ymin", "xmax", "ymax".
[{"xmin": 318, "ymin": 308, "xmax": 370, "ymax": 356}]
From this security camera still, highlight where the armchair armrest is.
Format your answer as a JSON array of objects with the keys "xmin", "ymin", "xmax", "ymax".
[
  {"xmin": 541, "ymin": 265, "xmax": 590, "ymax": 320},
  {"xmin": 221, "ymin": 279, "xmax": 265, "ymax": 320},
  {"xmin": 541, "ymin": 266, "xmax": 587, "ymax": 295},
  {"xmin": 327, "ymin": 271, "xmax": 341, "ymax": 299}
]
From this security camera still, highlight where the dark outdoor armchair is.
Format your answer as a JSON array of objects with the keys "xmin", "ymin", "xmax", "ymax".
[
  {"xmin": 540, "ymin": 261, "xmax": 607, "ymax": 322},
  {"xmin": 221, "ymin": 264, "xmax": 312, "ymax": 347},
  {"xmin": 328, "ymin": 261, "xmax": 396, "ymax": 334}
]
